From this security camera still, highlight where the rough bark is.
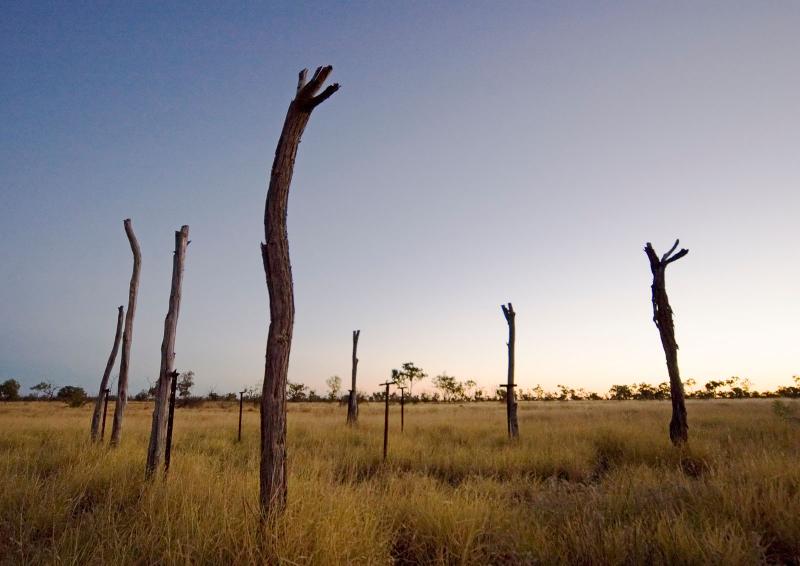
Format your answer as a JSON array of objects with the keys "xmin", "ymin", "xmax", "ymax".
[
  {"xmin": 501, "ymin": 303, "xmax": 519, "ymax": 439},
  {"xmin": 347, "ymin": 330, "xmax": 360, "ymax": 425},
  {"xmin": 260, "ymin": 66, "xmax": 339, "ymax": 518},
  {"xmin": 111, "ymin": 219, "xmax": 141, "ymax": 446},
  {"xmin": 645, "ymin": 240, "xmax": 690, "ymax": 445},
  {"xmin": 146, "ymin": 226, "xmax": 189, "ymax": 477},
  {"xmin": 91, "ymin": 305, "xmax": 124, "ymax": 442}
]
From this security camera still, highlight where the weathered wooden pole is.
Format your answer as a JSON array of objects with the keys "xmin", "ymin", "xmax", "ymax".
[
  {"xmin": 164, "ymin": 370, "xmax": 179, "ymax": 475},
  {"xmin": 146, "ymin": 226, "xmax": 190, "ymax": 477},
  {"xmin": 347, "ymin": 330, "xmax": 360, "ymax": 425},
  {"xmin": 260, "ymin": 66, "xmax": 339, "ymax": 518},
  {"xmin": 238, "ymin": 390, "xmax": 245, "ymax": 442},
  {"xmin": 501, "ymin": 303, "xmax": 519, "ymax": 439},
  {"xmin": 645, "ymin": 240, "xmax": 690, "ymax": 445},
  {"xmin": 100, "ymin": 388, "xmax": 111, "ymax": 441},
  {"xmin": 111, "ymin": 219, "xmax": 141, "ymax": 447},
  {"xmin": 91, "ymin": 305, "xmax": 124, "ymax": 442},
  {"xmin": 398, "ymin": 386, "xmax": 406, "ymax": 433},
  {"xmin": 380, "ymin": 380, "xmax": 396, "ymax": 461}
]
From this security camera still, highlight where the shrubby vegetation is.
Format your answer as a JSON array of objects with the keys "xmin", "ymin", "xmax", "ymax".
[{"xmin": 3, "ymin": 372, "xmax": 798, "ymax": 406}]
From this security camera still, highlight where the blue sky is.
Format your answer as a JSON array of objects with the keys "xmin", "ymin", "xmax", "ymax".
[{"xmin": 2, "ymin": 1, "xmax": 798, "ymax": 397}]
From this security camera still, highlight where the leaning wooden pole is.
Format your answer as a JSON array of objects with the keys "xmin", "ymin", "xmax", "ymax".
[
  {"xmin": 501, "ymin": 303, "xmax": 519, "ymax": 439},
  {"xmin": 260, "ymin": 66, "xmax": 339, "ymax": 518},
  {"xmin": 238, "ymin": 391, "xmax": 245, "ymax": 442},
  {"xmin": 146, "ymin": 226, "xmax": 190, "ymax": 477},
  {"xmin": 111, "ymin": 219, "xmax": 141, "ymax": 447},
  {"xmin": 347, "ymin": 329, "xmax": 360, "ymax": 425},
  {"xmin": 645, "ymin": 240, "xmax": 690, "ymax": 445},
  {"xmin": 380, "ymin": 380, "xmax": 396, "ymax": 461},
  {"xmin": 91, "ymin": 305, "xmax": 124, "ymax": 442}
]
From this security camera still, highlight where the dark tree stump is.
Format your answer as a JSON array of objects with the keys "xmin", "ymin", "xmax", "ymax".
[
  {"xmin": 645, "ymin": 240, "xmax": 690, "ymax": 445},
  {"xmin": 347, "ymin": 330, "xmax": 360, "ymax": 425},
  {"xmin": 260, "ymin": 66, "xmax": 339, "ymax": 518},
  {"xmin": 501, "ymin": 303, "xmax": 519, "ymax": 439}
]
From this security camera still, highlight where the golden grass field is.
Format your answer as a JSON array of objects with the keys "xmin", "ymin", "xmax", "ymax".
[{"xmin": 1, "ymin": 399, "xmax": 798, "ymax": 565}]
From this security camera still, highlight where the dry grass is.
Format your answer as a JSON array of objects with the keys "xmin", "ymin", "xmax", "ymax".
[{"xmin": 0, "ymin": 399, "xmax": 798, "ymax": 564}]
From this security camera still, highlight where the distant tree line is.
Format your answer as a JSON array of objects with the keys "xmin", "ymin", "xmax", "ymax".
[{"xmin": 2, "ymin": 373, "xmax": 798, "ymax": 406}]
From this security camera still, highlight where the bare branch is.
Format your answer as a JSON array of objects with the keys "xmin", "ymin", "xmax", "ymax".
[
  {"xmin": 661, "ymin": 239, "xmax": 680, "ymax": 262},
  {"xmin": 296, "ymin": 69, "xmax": 308, "ymax": 94},
  {"xmin": 304, "ymin": 65, "xmax": 332, "ymax": 96},
  {"xmin": 664, "ymin": 248, "xmax": 689, "ymax": 265},
  {"xmin": 310, "ymin": 83, "xmax": 340, "ymax": 108}
]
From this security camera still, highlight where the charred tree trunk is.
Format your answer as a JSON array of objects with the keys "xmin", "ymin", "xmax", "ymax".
[
  {"xmin": 111, "ymin": 219, "xmax": 141, "ymax": 447},
  {"xmin": 91, "ymin": 305, "xmax": 124, "ymax": 442},
  {"xmin": 347, "ymin": 330, "xmax": 360, "ymax": 425},
  {"xmin": 260, "ymin": 67, "xmax": 339, "ymax": 518},
  {"xmin": 164, "ymin": 369, "xmax": 179, "ymax": 475},
  {"xmin": 146, "ymin": 226, "xmax": 189, "ymax": 477},
  {"xmin": 501, "ymin": 303, "xmax": 519, "ymax": 439},
  {"xmin": 645, "ymin": 240, "xmax": 690, "ymax": 445}
]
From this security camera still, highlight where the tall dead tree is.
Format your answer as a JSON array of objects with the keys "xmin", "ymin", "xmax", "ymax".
[
  {"xmin": 90, "ymin": 305, "xmax": 124, "ymax": 442},
  {"xmin": 260, "ymin": 66, "xmax": 339, "ymax": 518},
  {"xmin": 111, "ymin": 218, "xmax": 141, "ymax": 446},
  {"xmin": 645, "ymin": 240, "xmax": 690, "ymax": 445},
  {"xmin": 501, "ymin": 303, "xmax": 519, "ymax": 439},
  {"xmin": 146, "ymin": 226, "xmax": 189, "ymax": 477},
  {"xmin": 347, "ymin": 330, "xmax": 360, "ymax": 425}
]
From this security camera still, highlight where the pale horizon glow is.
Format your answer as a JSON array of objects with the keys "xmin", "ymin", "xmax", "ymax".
[{"xmin": 1, "ymin": 2, "xmax": 798, "ymax": 397}]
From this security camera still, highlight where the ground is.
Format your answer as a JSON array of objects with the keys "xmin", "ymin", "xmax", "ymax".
[{"xmin": 0, "ymin": 399, "xmax": 798, "ymax": 564}]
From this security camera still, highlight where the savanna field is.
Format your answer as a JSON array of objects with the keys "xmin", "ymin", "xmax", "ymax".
[{"xmin": 1, "ymin": 400, "xmax": 799, "ymax": 565}]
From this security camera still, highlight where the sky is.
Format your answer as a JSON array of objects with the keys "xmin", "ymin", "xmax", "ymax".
[{"xmin": 1, "ymin": 1, "xmax": 798, "ymax": 398}]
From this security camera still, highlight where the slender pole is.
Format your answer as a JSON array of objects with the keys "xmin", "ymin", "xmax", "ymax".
[
  {"xmin": 164, "ymin": 370, "xmax": 179, "ymax": 475},
  {"xmin": 399, "ymin": 386, "xmax": 406, "ymax": 433},
  {"xmin": 91, "ymin": 305, "xmax": 124, "ymax": 442},
  {"xmin": 380, "ymin": 380, "xmax": 396, "ymax": 461},
  {"xmin": 100, "ymin": 388, "xmax": 111, "ymax": 441},
  {"xmin": 238, "ymin": 391, "xmax": 245, "ymax": 442}
]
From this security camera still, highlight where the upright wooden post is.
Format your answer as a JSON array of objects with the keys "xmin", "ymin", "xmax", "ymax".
[
  {"xmin": 238, "ymin": 390, "xmax": 245, "ymax": 442},
  {"xmin": 100, "ymin": 388, "xmax": 111, "ymax": 441},
  {"xmin": 347, "ymin": 330, "xmax": 360, "ymax": 425},
  {"xmin": 111, "ymin": 219, "xmax": 141, "ymax": 446},
  {"xmin": 146, "ymin": 226, "xmax": 190, "ymax": 477},
  {"xmin": 164, "ymin": 370, "xmax": 179, "ymax": 475},
  {"xmin": 501, "ymin": 303, "xmax": 519, "ymax": 439},
  {"xmin": 398, "ymin": 386, "xmax": 406, "ymax": 433},
  {"xmin": 91, "ymin": 305, "xmax": 124, "ymax": 442},
  {"xmin": 645, "ymin": 240, "xmax": 690, "ymax": 445},
  {"xmin": 260, "ymin": 66, "xmax": 339, "ymax": 518},
  {"xmin": 380, "ymin": 380, "xmax": 396, "ymax": 461}
]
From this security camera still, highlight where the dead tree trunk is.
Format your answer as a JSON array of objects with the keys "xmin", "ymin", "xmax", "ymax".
[
  {"xmin": 91, "ymin": 305, "xmax": 124, "ymax": 442},
  {"xmin": 501, "ymin": 303, "xmax": 519, "ymax": 439},
  {"xmin": 111, "ymin": 219, "xmax": 141, "ymax": 447},
  {"xmin": 146, "ymin": 226, "xmax": 189, "ymax": 477},
  {"xmin": 260, "ymin": 67, "xmax": 339, "ymax": 518},
  {"xmin": 347, "ymin": 329, "xmax": 360, "ymax": 425},
  {"xmin": 645, "ymin": 240, "xmax": 690, "ymax": 445}
]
